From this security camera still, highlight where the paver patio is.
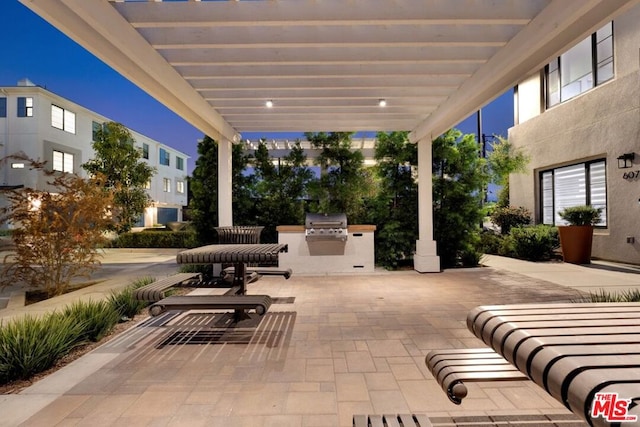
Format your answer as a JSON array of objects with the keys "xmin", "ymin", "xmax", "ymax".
[{"xmin": 0, "ymin": 263, "xmax": 595, "ymax": 427}]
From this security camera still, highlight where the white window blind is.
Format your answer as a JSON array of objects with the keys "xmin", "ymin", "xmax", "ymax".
[
  {"xmin": 554, "ymin": 164, "xmax": 586, "ymax": 225},
  {"xmin": 589, "ymin": 161, "xmax": 607, "ymax": 226},
  {"xmin": 541, "ymin": 171, "xmax": 554, "ymax": 225},
  {"xmin": 51, "ymin": 105, "xmax": 64, "ymax": 129}
]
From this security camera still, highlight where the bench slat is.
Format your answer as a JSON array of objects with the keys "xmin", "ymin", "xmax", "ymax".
[
  {"xmin": 133, "ymin": 273, "xmax": 201, "ymax": 302},
  {"xmin": 148, "ymin": 294, "xmax": 272, "ymax": 317},
  {"xmin": 426, "ymin": 348, "xmax": 528, "ymax": 404}
]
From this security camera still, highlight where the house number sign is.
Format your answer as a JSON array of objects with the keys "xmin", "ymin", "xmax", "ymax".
[{"xmin": 623, "ymin": 170, "xmax": 640, "ymax": 180}]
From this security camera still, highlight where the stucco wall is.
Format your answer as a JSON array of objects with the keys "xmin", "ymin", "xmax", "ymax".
[{"xmin": 509, "ymin": 70, "xmax": 640, "ymax": 264}]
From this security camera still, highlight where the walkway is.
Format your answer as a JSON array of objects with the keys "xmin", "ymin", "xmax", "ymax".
[{"xmin": 1, "ymin": 251, "xmax": 638, "ymax": 426}]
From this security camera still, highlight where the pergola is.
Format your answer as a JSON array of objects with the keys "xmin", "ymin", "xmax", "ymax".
[{"xmin": 21, "ymin": 0, "xmax": 638, "ymax": 272}]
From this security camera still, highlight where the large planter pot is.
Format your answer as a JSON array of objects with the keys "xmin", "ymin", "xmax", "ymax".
[{"xmin": 557, "ymin": 225, "xmax": 594, "ymax": 264}]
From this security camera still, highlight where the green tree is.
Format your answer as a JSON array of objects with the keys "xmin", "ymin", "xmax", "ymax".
[
  {"xmin": 369, "ymin": 131, "xmax": 418, "ymax": 269},
  {"xmin": 82, "ymin": 122, "xmax": 155, "ymax": 233},
  {"xmin": 305, "ymin": 132, "xmax": 374, "ymax": 222},
  {"xmin": 252, "ymin": 140, "xmax": 314, "ymax": 242},
  {"xmin": 0, "ymin": 158, "xmax": 114, "ymax": 297},
  {"xmin": 188, "ymin": 136, "xmax": 255, "ymax": 244},
  {"xmin": 486, "ymin": 136, "xmax": 529, "ymax": 207},
  {"xmin": 433, "ymin": 129, "xmax": 490, "ymax": 268}
]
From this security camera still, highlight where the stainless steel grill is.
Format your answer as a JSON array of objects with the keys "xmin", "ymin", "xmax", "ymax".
[{"xmin": 305, "ymin": 213, "xmax": 348, "ymax": 242}]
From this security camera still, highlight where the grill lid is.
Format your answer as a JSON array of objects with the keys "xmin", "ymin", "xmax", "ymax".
[{"xmin": 305, "ymin": 213, "xmax": 348, "ymax": 242}]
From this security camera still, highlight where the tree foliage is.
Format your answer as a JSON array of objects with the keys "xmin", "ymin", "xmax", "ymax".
[
  {"xmin": 305, "ymin": 132, "xmax": 374, "ymax": 222},
  {"xmin": 433, "ymin": 129, "xmax": 489, "ymax": 268},
  {"xmin": 188, "ymin": 136, "xmax": 254, "ymax": 244},
  {"xmin": 486, "ymin": 136, "xmax": 529, "ymax": 206},
  {"xmin": 0, "ymin": 158, "xmax": 114, "ymax": 297},
  {"xmin": 82, "ymin": 122, "xmax": 155, "ymax": 233},
  {"xmin": 251, "ymin": 141, "xmax": 314, "ymax": 242},
  {"xmin": 369, "ymin": 131, "xmax": 418, "ymax": 269}
]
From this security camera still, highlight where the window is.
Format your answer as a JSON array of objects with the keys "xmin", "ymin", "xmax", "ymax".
[
  {"xmin": 159, "ymin": 148, "xmax": 170, "ymax": 166},
  {"xmin": 142, "ymin": 143, "xmax": 149, "ymax": 160},
  {"xmin": 92, "ymin": 121, "xmax": 102, "ymax": 142},
  {"xmin": 51, "ymin": 105, "xmax": 76, "ymax": 134},
  {"xmin": 540, "ymin": 160, "xmax": 607, "ymax": 226},
  {"xmin": 176, "ymin": 180, "xmax": 185, "ymax": 194},
  {"xmin": 163, "ymin": 178, "xmax": 171, "ymax": 192},
  {"xmin": 17, "ymin": 97, "xmax": 33, "ymax": 117},
  {"xmin": 545, "ymin": 22, "xmax": 613, "ymax": 108},
  {"xmin": 176, "ymin": 156, "xmax": 184, "ymax": 171},
  {"xmin": 53, "ymin": 150, "xmax": 74, "ymax": 173},
  {"xmin": 11, "ymin": 163, "xmax": 25, "ymax": 169},
  {"xmin": 0, "ymin": 98, "xmax": 6, "ymax": 117},
  {"xmin": 144, "ymin": 180, "xmax": 151, "ymax": 190}
]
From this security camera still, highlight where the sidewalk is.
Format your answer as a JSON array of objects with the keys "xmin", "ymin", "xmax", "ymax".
[{"xmin": 481, "ymin": 254, "xmax": 640, "ymax": 294}]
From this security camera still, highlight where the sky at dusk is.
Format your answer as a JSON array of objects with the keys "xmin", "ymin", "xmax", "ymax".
[{"xmin": 3, "ymin": 1, "xmax": 513, "ymax": 176}]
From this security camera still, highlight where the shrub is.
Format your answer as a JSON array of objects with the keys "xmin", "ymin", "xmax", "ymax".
[
  {"xmin": 0, "ymin": 313, "xmax": 86, "ymax": 383},
  {"xmin": 490, "ymin": 206, "xmax": 531, "ymax": 234},
  {"xmin": 478, "ymin": 229, "xmax": 503, "ymax": 254},
  {"xmin": 110, "ymin": 230, "xmax": 199, "ymax": 248},
  {"xmin": 559, "ymin": 205, "xmax": 602, "ymax": 226},
  {"xmin": 375, "ymin": 220, "xmax": 416, "ymax": 270},
  {"xmin": 574, "ymin": 288, "xmax": 640, "ymax": 303},
  {"xmin": 107, "ymin": 278, "xmax": 153, "ymax": 320},
  {"xmin": 500, "ymin": 225, "xmax": 559, "ymax": 261},
  {"xmin": 62, "ymin": 300, "xmax": 120, "ymax": 342}
]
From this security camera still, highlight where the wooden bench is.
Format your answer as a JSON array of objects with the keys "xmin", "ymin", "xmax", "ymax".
[
  {"xmin": 353, "ymin": 414, "xmax": 433, "ymax": 427},
  {"xmin": 133, "ymin": 273, "xmax": 201, "ymax": 302},
  {"xmin": 220, "ymin": 266, "xmax": 293, "ymax": 283},
  {"xmin": 214, "ymin": 226, "xmax": 264, "ymax": 244},
  {"xmin": 425, "ymin": 348, "xmax": 528, "ymax": 404},
  {"xmin": 148, "ymin": 294, "xmax": 272, "ymax": 317}
]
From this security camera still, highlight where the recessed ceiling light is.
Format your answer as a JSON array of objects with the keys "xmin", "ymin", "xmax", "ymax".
[
  {"xmin": 378, "ymin": 99, "xmax": 387, "ymax": 107},
  {"xmin": 265, "ymin": 100, "xmax": 274, "ymax": 108}
]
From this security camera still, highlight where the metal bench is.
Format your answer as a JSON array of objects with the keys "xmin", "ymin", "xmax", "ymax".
[
  {"xmin": 148, "ymin": 294, "xmax": 272, "ymax": 317},
  {"xmin": 425, "ymin": 348, "xmax": 527, "ymax": 404},
  {"xmin": 353, "ymin": 414, "xmax": 433, "ymax": 427},
  {"xmin": 466, "ymin": 303, "xmax": 640, "ymax": 426},
  {"xmin": 220, "ymin": 266, "xmax": 293, "ymax": 283},
  {"xmin": 214, "ymin": 226, "xmax": 264, "ymax": 244},
  {"xmin": 133, "ymin": 272, "xmax": 202, "ymax": 302}
]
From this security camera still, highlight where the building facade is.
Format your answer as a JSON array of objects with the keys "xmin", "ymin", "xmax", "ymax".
[
  {"xmin": 0, "ymin": 79, "xmax": 189, "ymax": 228},
  {"xmin": 509, "ymin": 5, "xmax": 640, "ymax": 264}
]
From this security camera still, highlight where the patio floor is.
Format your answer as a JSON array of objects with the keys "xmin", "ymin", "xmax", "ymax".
[{"xmin": 0, "ymin": 259, "xmax": 601, "ymax": 426}]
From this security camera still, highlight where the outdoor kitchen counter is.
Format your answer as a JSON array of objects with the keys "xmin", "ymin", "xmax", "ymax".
[{"xmin": 276, "ymin": 225, "xmax": 376, "ymax": 274}]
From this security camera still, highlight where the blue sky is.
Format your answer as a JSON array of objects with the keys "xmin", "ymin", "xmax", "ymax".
[{"xmin": 3, "ymin": 1, "xmax": 513, "ymax": 175}]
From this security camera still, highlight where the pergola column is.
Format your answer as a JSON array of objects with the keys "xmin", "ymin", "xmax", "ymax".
[
  {"xmin": 218, "ymin": 138, "xmax": 233, "ymax": 227},
  {"xmin": 414, "ymin": 137, "xmax": 440, "ymax": 272}
]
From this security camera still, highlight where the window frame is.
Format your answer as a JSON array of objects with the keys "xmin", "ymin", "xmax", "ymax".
[
  {"xmin": 162, "ymin": 177, "xmax": 171, "ymax": 192},
  {"xmin": 539, "ymin": 159, "xmax": 607, "ymax": 227},
  {"xmin": 17, "ymin": 97, "xmax": 33, "ymax": 117},
  {"xmin": 545, "ymin": 22, "xmax": 614, "ymax": 109},
  {"xmin": 159, "ymin": 148, "xmax": 170, "ymax": 166},
  {"xmin": 52, "ymin": 150, "xmax": 74, "ymax": 173},
  {"xmin": 51, "ymin": 104, "xmax": 76, "ymax": 134}
]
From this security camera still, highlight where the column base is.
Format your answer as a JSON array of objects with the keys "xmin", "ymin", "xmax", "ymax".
[{"xmin": 414, "ymin": 240, "xmax": 441, "ymax": 273}]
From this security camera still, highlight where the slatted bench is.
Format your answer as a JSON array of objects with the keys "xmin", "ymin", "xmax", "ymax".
[
  {"xmin": 465, "ymin": 303, "xmax": 640, "ymax": 425},
  {"xmin": 133, "ymin": 272, "xmax": 202, "ymax": 302},
  {"xmin": 353, "ymin": 414, "xmax": 433, "ymax": 427},
  {"xmin": 148, "ymin": 294, "xmax": 272, "ymax": 317},
  {"xmin": 214, "ymin": 226, "xmax": 264, "ymax": 244},
  {"xmin": 220, "ymin": 266, "xmax": 293, "ymax": 283},
  {"xmin": 425, "ymin": 348, "xmax": 528, "ymax": 404}
]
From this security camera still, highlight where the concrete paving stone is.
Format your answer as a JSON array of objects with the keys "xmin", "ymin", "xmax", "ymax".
[{"xmin": 2, "ymin": 251, "xmax": 638, "ymax": 426}]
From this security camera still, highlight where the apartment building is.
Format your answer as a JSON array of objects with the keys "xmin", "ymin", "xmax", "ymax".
[
  {"xmin": 0, "ymin": 79, "xmax": 189, "ymax": 228},
  {"xmin": 509, "ymin": 5, "xmax": 640, "ymax": 264}
]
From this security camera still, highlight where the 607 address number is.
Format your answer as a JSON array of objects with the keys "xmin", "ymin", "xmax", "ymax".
[{"xmin": 623, "ymin": 170, "xmax": 640, "ymax": 180}]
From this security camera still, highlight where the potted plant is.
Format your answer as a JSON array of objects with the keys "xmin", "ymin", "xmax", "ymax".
[{"xmin": 557, "ymin": 205, "xmax": 602, "ymax": 264}]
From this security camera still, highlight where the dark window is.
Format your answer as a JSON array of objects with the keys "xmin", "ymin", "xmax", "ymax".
[
  {"xmin": 159, "ymin": 148, "xmax": 170, "ymax": 166},
  {"xmin": 157, "ymin": 207, "xmax": 178, "ymax": 225},
  {"xmin": 17, "ymin": 97, "xmax": 33, "ymax": 117},
  {"xmin": 142, "ymin": 143, "xmax": 149, "ymax": 160},
  {"xmin": 0, "ymin": 98, "xmax": 6, "ymax": 117},
  {"xmin": 176, "ymin": 156, "xmax": 184, "ymax": 170}
]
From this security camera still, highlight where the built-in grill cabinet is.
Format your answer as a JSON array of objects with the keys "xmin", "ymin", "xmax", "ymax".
[{"xmin": 304, "ymin": 213, "xmax": 348, "ymax": 242}]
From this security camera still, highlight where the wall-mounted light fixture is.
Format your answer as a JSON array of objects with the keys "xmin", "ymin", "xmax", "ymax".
[
  {"xmin": 617, "ymin": 152, "xmax": 635, "ymax": 169},
  {"xmin": 378, "ymin": 99, "xmax": 387, "ymax": 107},
  {"xmin": 265, "ymin": 100, "xmax": 274, "ymax": 108}
]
